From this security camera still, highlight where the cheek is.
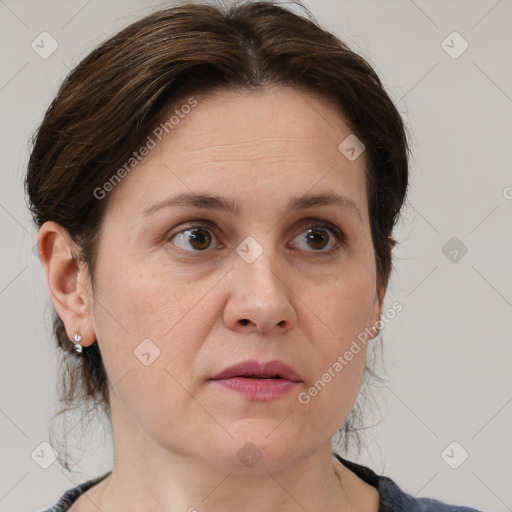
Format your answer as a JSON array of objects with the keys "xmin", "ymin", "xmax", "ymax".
[
  {"xmin": 292, "ymin": 266, "xmax": 376, "ymax": 425},
  {"xmin": 295, "ymin": 346, "xmax": 368, "ymax": 443},
  {"xmin": 304, "ymin": 260, "xmax": 377, "ymax": 350},
  {"xmin": 90, "ymin": 253, "xmax": 231, "ymax": 404},
  {"xmin": 90, "ymin": 260, "xmax": 216, "ymax": 434},
  {"xmin": 93, "ymin": 253, "xmax": 207, "ymax": 342},
  {"xmin": 337, "ymin": 279, "xmax": 376, "ymax": 343}
]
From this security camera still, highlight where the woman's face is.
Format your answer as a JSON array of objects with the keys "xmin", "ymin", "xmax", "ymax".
[{"xmin": 88, "ymin": 85, "xmax": 382, "ymax": 472}]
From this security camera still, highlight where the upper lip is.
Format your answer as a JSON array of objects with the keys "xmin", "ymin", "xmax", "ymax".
[{"xmin": 210, "ymin": 359, "xmax": 303, "ymax": 382}]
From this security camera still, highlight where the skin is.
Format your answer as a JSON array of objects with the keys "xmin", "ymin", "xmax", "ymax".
[{"xmin": 38, "ymin": 85, "xmax": 383, "ymax": 512}]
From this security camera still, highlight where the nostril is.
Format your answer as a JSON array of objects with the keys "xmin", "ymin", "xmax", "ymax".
[{"xmin": 240, "ymin": 319, "xmax": 250, "ymax": 326}]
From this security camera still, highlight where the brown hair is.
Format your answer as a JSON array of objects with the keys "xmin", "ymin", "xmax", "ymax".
[{"xmin": 26, "ymin": 0, "xmax": 408, "ymax": 469}]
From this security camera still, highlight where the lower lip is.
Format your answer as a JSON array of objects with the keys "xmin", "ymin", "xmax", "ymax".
[{"xmin": 211, "ymin": 377, "xmax": 301, "ymax": 401}]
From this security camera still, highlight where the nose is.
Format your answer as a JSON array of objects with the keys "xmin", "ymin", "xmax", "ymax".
[{"xmin": 223, "ymin": 249, "xmax": 297, "ymax": 335}]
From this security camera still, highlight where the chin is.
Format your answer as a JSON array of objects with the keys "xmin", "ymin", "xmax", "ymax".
[{"xmin": 205, "ymin": 426, "xmax": 316, "ymax": 474}]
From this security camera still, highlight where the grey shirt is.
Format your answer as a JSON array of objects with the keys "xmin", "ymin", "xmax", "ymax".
[{"xmin": 39, "ymin": 454, "xmax": 484, "ymax": 511}]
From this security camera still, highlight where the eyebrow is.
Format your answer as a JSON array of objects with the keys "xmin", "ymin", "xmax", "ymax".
[{"xmin": 142, "ymin": 191, "xmax": 362, "ymax": 223}]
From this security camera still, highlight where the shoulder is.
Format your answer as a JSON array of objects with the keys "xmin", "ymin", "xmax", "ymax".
[
  {"xmin": 378, "ymin": 474, "xmax": 483, "ymax": 512},
  {"xmin": 37, "ymin": 472, "xmax": 111, "ymax": 512},
  {"xmin": 334, "ymin": 454, "xmax": 483, "ymax": 512}
]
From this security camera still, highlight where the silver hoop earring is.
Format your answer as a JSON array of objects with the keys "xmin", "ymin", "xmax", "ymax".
[{"xmin": 73, "ymin": 333, "xmax": 83, "ymax": 353}]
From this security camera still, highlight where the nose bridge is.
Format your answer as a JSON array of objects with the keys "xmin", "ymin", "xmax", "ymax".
[
  {"xmin": 225, "ymin": 233, "xmax": 296, "ymax": 333},
  {"xmin": 235, "ymin": 234, "xmax": 284, "ymax": 295}
]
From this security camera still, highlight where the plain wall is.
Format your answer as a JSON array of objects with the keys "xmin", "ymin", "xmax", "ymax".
[{"xmin": 0, "ymin": 1, "xmax": 511, "ymax": 511}]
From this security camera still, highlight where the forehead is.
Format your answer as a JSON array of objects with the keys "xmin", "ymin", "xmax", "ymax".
[
  {"xmin": 107, "ymin": 85, "xmax": 369, "ymax": 220},
  {"xmin": 167, "ymin": 85, "xmax": 357, "ymax": 157}
]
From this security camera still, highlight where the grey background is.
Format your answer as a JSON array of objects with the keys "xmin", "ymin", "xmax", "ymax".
[{"xmin": 1, "ymin": 0, "xmax": 511, "ymax": 511}]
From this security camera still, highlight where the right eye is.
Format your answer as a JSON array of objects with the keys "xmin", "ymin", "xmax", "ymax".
[{"xmin": 169, "ymin": 226, "xmax": 218, "ymax": 252}]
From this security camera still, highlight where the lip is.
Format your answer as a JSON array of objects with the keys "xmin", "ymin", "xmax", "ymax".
[
  {"xmin": 210, "ymin": 359, "xmax": 303, "ymax": 382},
  {"xmin": 209, "ymin": 359, "xmax": 303, "ymax": 401}
]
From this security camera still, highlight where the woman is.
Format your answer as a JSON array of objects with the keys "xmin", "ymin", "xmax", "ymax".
[{"xmin": 27, "ymin": 1, "xmax": 483, "ymax": 511}]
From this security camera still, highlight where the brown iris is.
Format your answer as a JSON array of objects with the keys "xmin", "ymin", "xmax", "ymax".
[
  {"xmin": 188, "ymin": 228, "xmax": 212, "ymax": 250},
  {"xmin": 305, "ymin": 228, "xmax": 329, "ymax": 251}
]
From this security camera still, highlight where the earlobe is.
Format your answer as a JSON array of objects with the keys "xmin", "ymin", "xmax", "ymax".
[{"xmin": 37, "ymin": 221, "xmax": 96, "ymax": 348}]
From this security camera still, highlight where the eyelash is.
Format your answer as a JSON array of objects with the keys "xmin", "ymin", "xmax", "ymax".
[{"xmin": 165, "ymin": 220, "xmax": 346, "ymax": 257}]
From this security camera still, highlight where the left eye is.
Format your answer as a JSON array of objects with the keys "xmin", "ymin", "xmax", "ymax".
[
  {"xmin": 290, "ymin": 225, "xmax": 343, "ymax": 252},
  {"xmin": 169, "ymin": 224, "xmax": 343, "ymax": 253}
]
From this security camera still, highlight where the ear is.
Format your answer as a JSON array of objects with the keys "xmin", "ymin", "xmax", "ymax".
[{"xmin": 37, "ymin": 221, "xmax": 96, "ymax": 348}]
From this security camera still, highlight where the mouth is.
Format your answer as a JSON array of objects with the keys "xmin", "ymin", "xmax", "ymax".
[
  {"xmin": 209, "ymin": 360, "xmax": 302, "ymax": 401},
  {"xmin": 239, "ymin": 375, "xmax": 282, "ymax": 379},
  {"xmin": 210, "ymin": 359, "xmax": 303, "ymax": 382}
]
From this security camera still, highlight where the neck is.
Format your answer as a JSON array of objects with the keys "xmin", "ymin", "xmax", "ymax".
[{"xmin": 88, "ymin": 394, "xmax": 380, "ymax": 512}]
